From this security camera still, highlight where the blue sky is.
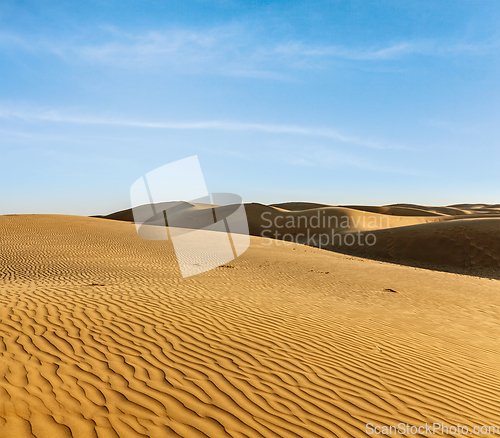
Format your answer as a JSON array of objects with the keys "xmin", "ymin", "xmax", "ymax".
[{"xmin": 1, "ymin": 0, "xmax": 499, "ymax": 215}]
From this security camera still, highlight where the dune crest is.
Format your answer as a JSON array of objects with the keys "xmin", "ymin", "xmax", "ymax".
[{"xmin": 99, "ymin": 202, "xmax": 500, "ymax": 276}]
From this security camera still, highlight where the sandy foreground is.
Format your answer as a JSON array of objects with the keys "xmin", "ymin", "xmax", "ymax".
[{"xmin": 0, "ymin": 215, "xmax": 500, "ymax": 437}]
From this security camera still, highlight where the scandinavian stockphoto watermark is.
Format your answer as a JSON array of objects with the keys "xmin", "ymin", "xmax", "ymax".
[
  {"xmin": 130, "ymin": 156, "xmax": 250, "ymax": 278},
  {"xmin": 259, "ymin": 210, "xmax": 383, "ymax": 249}
]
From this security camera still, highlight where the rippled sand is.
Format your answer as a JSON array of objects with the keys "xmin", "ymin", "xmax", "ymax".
[{"xmin": 0, "ymin": 215, "xmax": 499, "ymax": 437}]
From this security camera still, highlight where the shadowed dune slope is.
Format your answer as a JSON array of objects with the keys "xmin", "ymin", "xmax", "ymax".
[
  {"xmin": 97, "ymin": 203, "xmax": 500, "ymax": 277},
  {"xmin": 332, "ymin": 218, "xmax": 500, "ymax": 278},
  {"xmin": 98, "ymin": 203, "xmax": 442, "ymax": 235},
  {"xmin": 244, "ymin": 204, "xmax": 440, "ymax": 236},
  {"xmin": 0, "ymin": 215, "xmax": 500, "ymax": 437},
  {"xmin": 450, "ymin": 204, "xmax": 500, "ymax": 214},
  {"xmin": 98, "ymin": 202, "xmax": 500, "ymax": 233},
  {"xmin": 342, "ymin": 205, "xmax": 447, "ymax": 217},
  {"xmin": 98, "ymin": 203, "xmax": 500, "ymax": 277}
]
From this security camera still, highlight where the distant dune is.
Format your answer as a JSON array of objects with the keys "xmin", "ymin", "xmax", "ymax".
[
  {"xmin": 98, "ymin": 202, "xmax": 500, "ymax": 278},
  {"xmin": 1, "ymin": 214, "xmax": 499, "ymax": 437},
  {"xmin": 333, "ymin": 218, "xmax": 500, "ymax": 278}
]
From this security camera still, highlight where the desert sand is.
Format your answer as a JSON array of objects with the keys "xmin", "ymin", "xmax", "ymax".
[
  {"xmin": 101, "ymin": 202, "xmax": 500, "ymax": 277},
  {"xmin": 1, "ymin": 213, "xmax": 499, "ymax": 437}
]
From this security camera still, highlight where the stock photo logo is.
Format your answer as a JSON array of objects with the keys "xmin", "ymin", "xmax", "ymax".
[{"xmin": 130, "ymin": 156, "xmax": 250, "ymax": 278}]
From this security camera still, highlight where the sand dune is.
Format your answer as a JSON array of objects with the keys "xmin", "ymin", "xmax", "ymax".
[
  {"xmin": 269, "ymin": 202, "xmax": 333, "ymax": 211},
  {"xmin": 342, "ymin": 205, "xmax": 447, "ymax": 217},
  {"xmin": 98, "ymin": 202, "xmax": 500, "ymax": 276},
  {"xmin": 333, "ymin": 218, "xmax": 500, "ymax": 278},
  {"xmin": 99, "ymin": 202, "xmax": 442, "ymax": 235},
  {"xmin": 347, "ymin": 203, "xmax": 500, "ymax": 217},
  {"xmin": 243, "ymin": 204, "xmax": 442, "ymax": 236},
  {"xmin": 1, "ymin": 215, "xmax": 500, "ymax": 437}
]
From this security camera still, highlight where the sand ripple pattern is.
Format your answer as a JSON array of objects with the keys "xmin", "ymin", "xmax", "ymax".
[{"xmin": 1, "ymin": 215, "xmax": 499, "ymax": 437}]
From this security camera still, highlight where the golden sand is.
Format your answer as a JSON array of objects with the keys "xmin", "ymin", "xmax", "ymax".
[
  {"xmin": 103, "ymin": 202, "xmax": 500, "ymax": 276},
  {"xmin": 0, "ymin": 214, "xmax": 499, "ymax": 437}
]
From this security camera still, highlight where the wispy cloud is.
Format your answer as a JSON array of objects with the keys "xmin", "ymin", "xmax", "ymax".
[
  {"xmin": 0, "ymin": 107, "xmax": 404, "ymax": 150},
  {"xmin": 272, "ymin": 41, "xmax": 418, "ymax": 60},
  {"xmin": 272, "ymin": 39, "xmax": 498, "ymax": 61},
  {"xmin": 1, "ymin": 25, "xmax": 497, "ymax": 77},
  {"xmin": 278, "ymin": 144, "xmax": 424, "ymax": 176}
]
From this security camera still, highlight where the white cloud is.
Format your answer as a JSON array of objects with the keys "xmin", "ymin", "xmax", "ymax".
[
  {"xmin": 272, "ymin": 41, "xmax": 419, "ymax": 60},
  {"xmin": 1, "ymin": 26, "xmax": 497, "ymax": 76},
  {"xmin": 272, "ymin": 39, "xmax": 498, "ymax": 60},
  {"xmin": 0, "ymin": 106, "xmax": 406, "ymax": 150}
]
